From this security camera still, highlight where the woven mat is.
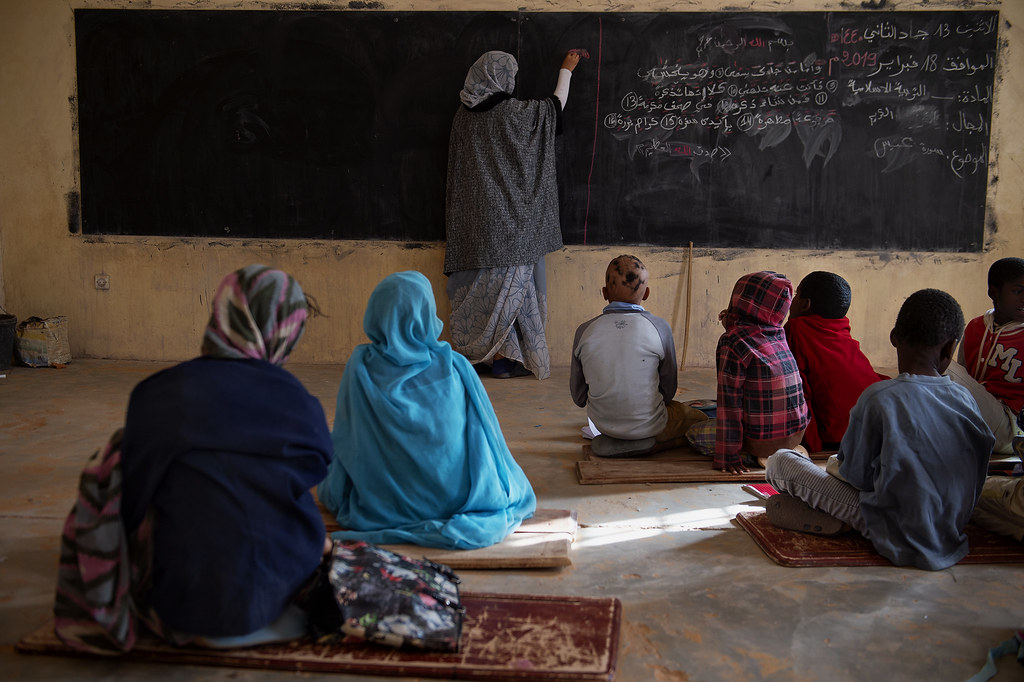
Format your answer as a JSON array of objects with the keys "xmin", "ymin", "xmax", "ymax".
[
  {"xmin": 575, "ymin": 446, "xmax": 830, "ymax": 485},
  {"xmin": 17, "ymin": 592, "xmax": 621, "ymax": 681},
  {"xmin": 735, "ymin": 510, "xmax": 1024, "ymax": 567}
]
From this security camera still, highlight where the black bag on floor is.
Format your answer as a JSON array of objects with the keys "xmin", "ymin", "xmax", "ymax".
[{"xmin": 305, "ymin": 539, "xmax": 463, "ymax": 652}]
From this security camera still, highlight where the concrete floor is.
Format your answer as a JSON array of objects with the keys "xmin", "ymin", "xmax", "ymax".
[{"xmin": 1, "ymin": 359, "xmax": 1021, "ymax": 681}]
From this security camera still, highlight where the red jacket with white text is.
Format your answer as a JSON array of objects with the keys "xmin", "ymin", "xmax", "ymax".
[{"xmin": 959, "ymin": 311, "xmax": 1024, "ymax": 415}]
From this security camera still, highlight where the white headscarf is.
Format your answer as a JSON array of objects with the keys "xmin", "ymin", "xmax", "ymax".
[{"xmin": 459, "ymin": 51, "xmax": 518, "ymax": 108}]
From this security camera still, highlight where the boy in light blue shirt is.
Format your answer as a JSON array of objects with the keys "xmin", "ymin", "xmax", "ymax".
[{"xmin": 766, "ymin": 289, "xmax": 995, "ymax": 570}]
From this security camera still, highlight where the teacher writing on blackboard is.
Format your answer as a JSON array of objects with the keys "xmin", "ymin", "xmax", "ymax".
[{"xmin": 444, "ymin": 49, "xmax": 580, "ymax": 380}]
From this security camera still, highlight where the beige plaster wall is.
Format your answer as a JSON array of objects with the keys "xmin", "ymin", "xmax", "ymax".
[{"xmin": 0, "ymin": 0, "xmax": 1018, "ymax": 368}]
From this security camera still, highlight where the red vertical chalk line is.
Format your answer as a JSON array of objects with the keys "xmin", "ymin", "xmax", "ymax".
[{"xmin": 582, "ymin": 18, "xmax": 603, "ymax": 245}]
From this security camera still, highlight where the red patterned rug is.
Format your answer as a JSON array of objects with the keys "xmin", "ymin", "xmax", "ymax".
[
  {"xmin": 17, "ymin": 592, "xmax": 620, "ymax": 681},
  {"xmin": 735, "ymin": 510, "xmax": 1024, "ymax": 567}
]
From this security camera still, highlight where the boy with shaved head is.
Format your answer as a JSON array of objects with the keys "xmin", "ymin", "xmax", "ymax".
[{"xmin": 570, "ymin": 255, "xmax": 707, "ymax": 457}]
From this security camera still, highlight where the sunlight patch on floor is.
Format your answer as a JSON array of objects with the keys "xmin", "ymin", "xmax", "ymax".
[{"xmin": 573, "ymin": 504, "xmax": 750, "ymax": 548}]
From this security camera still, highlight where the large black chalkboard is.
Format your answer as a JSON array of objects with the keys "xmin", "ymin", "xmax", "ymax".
[{"xmin": 74, "ymin": 10, "xmax": 998, "ymax": 250}]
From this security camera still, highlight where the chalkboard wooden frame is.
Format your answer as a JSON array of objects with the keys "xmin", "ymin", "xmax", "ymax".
[{"xmin": 74, "ymin": 9, "xmax": 998, "ymax": 251}]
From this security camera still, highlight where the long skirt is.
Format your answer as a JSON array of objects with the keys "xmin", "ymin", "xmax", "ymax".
[{"xmin": 446, "ymin": 259, "xmax": 550, "ymax": 380}]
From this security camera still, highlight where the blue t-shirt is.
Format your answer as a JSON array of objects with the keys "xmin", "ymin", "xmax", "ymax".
[{"xmin": 837, "ymin": 373, "xmax": 994, "ymax": 570}]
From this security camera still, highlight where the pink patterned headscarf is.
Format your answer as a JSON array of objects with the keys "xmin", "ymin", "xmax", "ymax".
[{"xmin": 201, "ymin": 265, "xmax": 308, "ymax": 366}]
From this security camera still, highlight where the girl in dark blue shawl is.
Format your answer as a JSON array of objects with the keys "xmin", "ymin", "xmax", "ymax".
[
  {"xmin": 318, "ymin": 271, "xmax": 536, "ymax": 549},
  {"xmin": 117, "ymin": 265, "xmax": 332, "ymax": 644}
]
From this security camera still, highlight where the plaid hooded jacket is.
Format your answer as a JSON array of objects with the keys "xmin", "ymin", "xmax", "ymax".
[{"xmin": 715, "ymin": 271, "xmax": 809, "ymax": 469}]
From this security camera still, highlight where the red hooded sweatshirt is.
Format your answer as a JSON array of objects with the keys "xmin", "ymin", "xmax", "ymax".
[{"xmin": 784, "ymin": 315, "xmax": 889, "ymax": 452}]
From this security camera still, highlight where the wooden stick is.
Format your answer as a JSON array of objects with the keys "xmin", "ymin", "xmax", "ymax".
[{"xmin": 679, "ymin": 241, "xmax": 694, "ymax": 371}]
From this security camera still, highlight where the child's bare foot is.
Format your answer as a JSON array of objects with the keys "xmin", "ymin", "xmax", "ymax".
[{"xmin": 766, "ymin": 494, "xmax": 850, "ymax": 536}]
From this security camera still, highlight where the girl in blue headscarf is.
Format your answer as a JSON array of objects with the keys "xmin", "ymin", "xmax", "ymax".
[{"xmin": 318, "ymin": 270, "xmax": 537, "ymax": 549}]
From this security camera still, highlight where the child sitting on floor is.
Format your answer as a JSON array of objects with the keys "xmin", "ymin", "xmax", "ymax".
[
  {"xmin": 972, "ymin": 467, "xmax": 1024, "ymax": 543},
  {"xmin": 785, "ymin": 271, "xmax": 888, "ymax": 452},
  {"xmin": 687, "ymin": 271, "xmax": 808, "ymax": 474},
  {"xmin": 946, "ymin": 257, "xmax": 1024, "ymax": 454},
  {"xmin": 318, "ymin": 271, "xmax": 536, "ymax": 550},
  {"xmin": 570, "ymin": 255, "xmax": 708, "ymax": 457},
  {"xmin": 765, "ymin": 289, "xmax": 995, "ymax": 570}
]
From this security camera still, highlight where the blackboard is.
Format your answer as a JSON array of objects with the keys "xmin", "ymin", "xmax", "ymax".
[{"xmin": 74, "ymin": 10, "xmax": 998, "ymax": 251}]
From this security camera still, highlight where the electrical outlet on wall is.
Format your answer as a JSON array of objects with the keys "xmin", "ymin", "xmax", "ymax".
[{"xmin": 94, "ymin": 274, "xmax": 110, "ymax": 290}]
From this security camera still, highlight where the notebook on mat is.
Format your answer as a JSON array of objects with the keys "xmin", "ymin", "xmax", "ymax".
[{"xmin": 742, "ymin": 483, "xmax": 779, "ymax": 500}]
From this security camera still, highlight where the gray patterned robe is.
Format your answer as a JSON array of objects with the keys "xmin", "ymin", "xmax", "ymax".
[
  {"xmin": 444, "ymin": 96, "xmax": 563, "ymax": 274},
  {"xmin": 443, "ymin": 93, "xmax": 564, "ymax": 380}
]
